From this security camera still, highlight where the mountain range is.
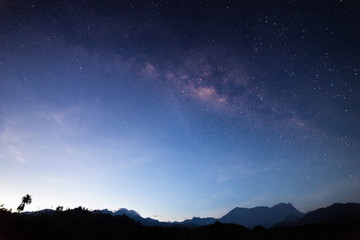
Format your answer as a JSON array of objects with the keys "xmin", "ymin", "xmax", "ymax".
[
  {"xmin": 280, "ymin": 203, "xmax": 360, "ymax": 227},
  {"xmin": 97, "ymin": 202, "xmax": 360, "ymax": 228},
  {"xmin": 219, "ymin": 203, "xmax": 303, "ymax": 228},
  {"xmin": 24, "ymin": 202, "xmax": 360, "ymax": 229}
]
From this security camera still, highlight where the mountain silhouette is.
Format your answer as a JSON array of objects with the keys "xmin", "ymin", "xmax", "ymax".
[
  {"xmin": 23, "ymin": 202, "xmax": 360, "ymax": 230},
  {"xmin": 2, "ymin": 203, "xmax": 360, "ymax": 239},
  {"xmin": 22, "ymin": 209, "xmax": 55, "ymax": 215},
  {"xmin": 181, "ymin": 217, "xmax": 217, "ymax": 227},
  {"xmin": 89, "ymin": 203, "xmax": 304, "ymax": 228},
  {"xmin": 219, "ymin": 203, "xmax": 303, "ymax": 228},
  {"xmin": 113, "ymin": 208, "xmax": 140, "ymax": 218},
  {"xmin": 96, "ymin": 208, "xmax": 171, "ymax": 226},
  {"xmin": 283, "ymin": 203, "xmax": 360, "ymax": 226}
]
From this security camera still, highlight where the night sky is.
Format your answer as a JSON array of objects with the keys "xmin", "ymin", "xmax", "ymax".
[{"xmin": 1, "ymin": 0, "xmax": 359, "ymax": 221}]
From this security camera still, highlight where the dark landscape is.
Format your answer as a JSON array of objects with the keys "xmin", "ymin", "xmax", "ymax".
[{"xmin": 1, "ymin": 202, "xmax": 360, "ymax": 239}]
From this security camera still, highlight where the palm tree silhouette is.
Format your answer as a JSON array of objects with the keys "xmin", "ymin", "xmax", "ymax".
[{"xmin": 17, "ymin": 194, "xmax": 32, "ymax": 213}]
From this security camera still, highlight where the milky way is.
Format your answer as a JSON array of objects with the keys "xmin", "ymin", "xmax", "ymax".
[{"xmin": 0, "ymin": 0, "xmax": 359, "ymax": 221}]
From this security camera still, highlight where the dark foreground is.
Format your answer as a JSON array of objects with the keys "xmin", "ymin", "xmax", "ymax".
[{"xmin": 1, "ymin": 208, "xmax": 359, "ymax": 240}]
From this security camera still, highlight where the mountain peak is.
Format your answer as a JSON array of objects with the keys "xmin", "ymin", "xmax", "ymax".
[
  {"xmin": 274, "ymin": 202, "xmax": 293, "ymax": 206},
  {"xmin": 113, "ymin": 208, "xmax": 140, "ymax": 217},
  {"xmin": 220, "ymin": 203, "xmax": 303, "ymax": 228},
  {"xmin": 272, "ymin": 203, "xmax": 297, "ymax": 210}
]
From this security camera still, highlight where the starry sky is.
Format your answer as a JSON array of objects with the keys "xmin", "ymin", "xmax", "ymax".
[{"xmin": 0, "ymin": 0, "xmax": 359, "ymax": 221}]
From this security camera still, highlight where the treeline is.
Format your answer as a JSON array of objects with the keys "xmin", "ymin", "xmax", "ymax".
[
  {"xmin": 0, "ymin": 207, "xmax": 139, "ymax": 239},
  {"xmin": 0, "ymin": 207, "xmax": 359, "ymax": 240}
]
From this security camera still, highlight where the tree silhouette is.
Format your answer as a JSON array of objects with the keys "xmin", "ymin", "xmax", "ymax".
[
  {"xmin": 0, "ymin": 203, "xmax": 9, "ymax": 212},
  {"xmin": 17, "ymin": 194, "xmax": 32, "ymax": 213},
  {"xmin": 56, "ymin": 206, "xmax": 64, "ymax": 211}
]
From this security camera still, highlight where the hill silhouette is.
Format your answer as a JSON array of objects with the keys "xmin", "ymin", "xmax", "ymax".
[
  {"xmin": 181, "ymin": 217, "xmax": 217, "ymax": 227},
  {"xmin": 280, "ymin": 203, "xmax": 360, "ymax": 227},
  {"xmin": 1, "ymin": 203, "xmax": 360, "ymax": 239},
  {"xmin": 219, "ymin": 203, "xmax": 303, "ymax": 228},
  {"xmin": 96, "ymin": 208, "xmax": 172, "ymax": 227},
  {"xmin": 0, "ymin": 207, "xmax": 140, "ymax": 240},
  {"xmin": 92, "ymin": 203, "xmax": 304, "ymax": 228}
]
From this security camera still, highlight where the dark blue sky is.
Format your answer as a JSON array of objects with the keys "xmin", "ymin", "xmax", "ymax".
[{"xmin": 0, "ymin": 0, "xmax": 359, "ymax": 221}]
